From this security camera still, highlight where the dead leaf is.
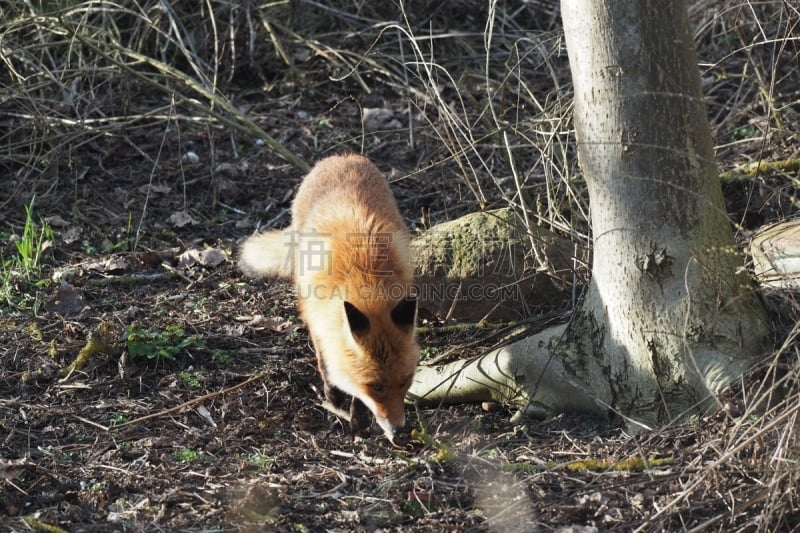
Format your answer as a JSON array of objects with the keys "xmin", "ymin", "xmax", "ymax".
[
  {"xmin": 84, "ymin": 259, "xmax": 102, "ymax": 271},
  {"xmin": 105, "ymin": 256, "xmax": 129, "ymax": 271},
  {"xmin": 0, "ymin": 457, "xmax": 34, "ymax": 481},
  {"xmin": 85, "ymin": 256, "xmax": 130, "ymax": 273},
  {"xmin": 177, "ymin": 248, "xmax": 227, "ymax": 268},
  {"xmin": 169, "ymin": 210, "xmax": 199, "ymax": 228},
  {"xmin": 222, "ymin": 323, "xmax": 248, "ymax": 337},
  {"xmin": 363, "ymin": 107, "xmax": 401, "ymax": 131},
  {"xmin": 45, "ymin": 280, "xmax": 88, "ymax": 317},
  {"xmin": 40, "ymin": 240, "xmax": 53, "ymax": 255},
  {"xmin": 117, "ymin": 305, "xmax": 141, "ymax": 321},
  {"xmin": 216, "ymin": 161, "xmax": 250, "ymax": 178},
  {"xmin": 61, "ymin": 225, "xmax": 82, "ymax": 244},
  {"xmin": 195, "ymin": 404, "xmax": 217, "ymax": 428},
  {"xmin": 238, "ymin": 315, "xmax": 299, "ymax": 334},
  {"xmin": 44, "ymin": 214, "xmax": 69, "ymax": 227},
  {"xmin": 137, "ymin": 247, "xmax": 181, "ymax": 267}
]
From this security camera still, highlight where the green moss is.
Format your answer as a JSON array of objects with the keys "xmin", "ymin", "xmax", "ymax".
[{"xmin": 564, "ymin": 455, "xmax": 673, "ymax": 472}]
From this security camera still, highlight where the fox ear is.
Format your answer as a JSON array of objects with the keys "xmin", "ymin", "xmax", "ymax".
[
  {"xmin": 344, "ymin": 301, "xmax": 370, "ymax": 334},
  {"xmin": 391, "ymin": 296, "xmax": 417, "ymax": 328}
]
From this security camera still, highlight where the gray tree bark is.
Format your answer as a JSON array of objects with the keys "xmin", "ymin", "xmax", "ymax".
[{"xmin": 409, "ymin": 0, "xmax": 771, "ymax": 430}]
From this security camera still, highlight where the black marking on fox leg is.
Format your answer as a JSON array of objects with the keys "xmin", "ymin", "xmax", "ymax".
[
  {"xmin": 313, "ymin": 335, "xmax": 372, "ymax": 437},
  {"xmin": 316, "ymin": 340, "xmax": 348, "ymax": 412},
  {"xmin": 349, "ymin": 397, "xmax": 372, "ymax": 438},
  {"xmin": 324, "ymin": 382, "xmax": 349, "ymax": 412}
]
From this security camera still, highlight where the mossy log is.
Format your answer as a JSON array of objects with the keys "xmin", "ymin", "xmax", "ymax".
[{"xmin": 411, "ymin": 208, "xmax": 587, "ymax": 322}]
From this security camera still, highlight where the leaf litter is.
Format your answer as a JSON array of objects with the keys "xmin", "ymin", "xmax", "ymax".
[{"xmin": 0, "ymin": 2, "xmax": 798, "ymax": 531}]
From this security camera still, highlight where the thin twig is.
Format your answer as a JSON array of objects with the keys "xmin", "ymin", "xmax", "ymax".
[{"xmin": 112, "ymin": 372, "xmax": 266, "ymax": 430}]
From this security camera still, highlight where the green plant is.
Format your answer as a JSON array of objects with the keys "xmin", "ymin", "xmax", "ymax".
[
  {"xmin": 732, "ymin": 124, "xmax": 758, "ymax": 140},
  {"xmin": 190, "ymin": 296, "xmax": 210, "ymax": 312},
  {"xmin": 1, "ymin": 197, "xmax": 53, "ymax": 309},
  {"xmin": 481, "ymin": 448, "xmax": 500, "ymax": 460},
  {"xmin": 180, "ymin": 370, "xmax": 201, "ymax": 388},
  {"xmin": 110, "ymin": 413, "xmax": 128, "ymax": 425},
  {"xmin": 419, "ymin": 346, "xmax": 440, "ymax": 360},
  {"xmin": 0, "ymin": 268, "xmax": 13, "ymax": 310},
  {"xmin": 113, "ymin": 212, "xmax": 135, "ymax": 251},
  {"xmin": 39, "ymin": 445, "xmax": 72, "ymax": 464},
  {"xmin": 14, "ymin": 197, "xmax": 54, "ymax": 279},
  {"xmin": 211, "ymin": 349, "xmax": 232, "ymax": 364},
  {"xmin": 246, "ymin": 447, "xmax": 274, "ymax": 472},
  {"xmin": 122, "ymin": 323, "xmax": 204, "ymax": 361},
  {"xmin": 175, "ymin": 449, "xmax": 199, "ymax": 462}
]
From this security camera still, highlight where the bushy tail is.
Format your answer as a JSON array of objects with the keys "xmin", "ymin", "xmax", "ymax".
[{"xmin": 239, "ymin": 229, "xmax": 295, "ymax": 279}]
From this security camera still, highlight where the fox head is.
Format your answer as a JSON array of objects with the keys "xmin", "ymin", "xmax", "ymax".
[{"xmin": 327, "ymin": 295, "xmax": 419, "ymax": 441}]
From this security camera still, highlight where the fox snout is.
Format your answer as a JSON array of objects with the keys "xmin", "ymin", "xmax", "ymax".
[
  {"xmin": 365, "ymin": 380, "xmax": 414, "ymax": 443},
  {"xmin": 374, "ymin": 414, "xmax": 408, "ymax": 444}
]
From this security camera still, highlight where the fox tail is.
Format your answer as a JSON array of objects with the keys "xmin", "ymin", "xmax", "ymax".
[{"xmin": 239, "ymin": 229, "xmax": 295, "ymax": 279}]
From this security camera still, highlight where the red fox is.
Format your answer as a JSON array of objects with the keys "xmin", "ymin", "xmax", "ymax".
[{"xmin": 240, "ymin": 154, "xmax": 419, "ymax": 443}]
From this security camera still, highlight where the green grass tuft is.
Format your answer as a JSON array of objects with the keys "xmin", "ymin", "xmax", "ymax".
[{"xmin": 1, "ymin": 197, "xmax": 54, "ymax": 309}]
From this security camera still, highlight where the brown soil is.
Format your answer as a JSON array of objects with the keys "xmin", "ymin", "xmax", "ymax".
[{"xmin": 1, "ymin": 2, "xmax": 799, "ymax": 531}]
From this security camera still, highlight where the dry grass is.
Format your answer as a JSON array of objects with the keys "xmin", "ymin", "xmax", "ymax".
[{"xmin": 1, "ymin": 0, "xmax": 799, "ymax": 530}]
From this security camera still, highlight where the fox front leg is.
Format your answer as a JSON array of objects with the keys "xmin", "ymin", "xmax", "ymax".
[
  {"xmin": 348, "ymin": 397, "xmax": 371, "ymax": 438},
  {"xmin": 320, "ymin": 380, "xmax": 351, "ymax": 420},
  {"xmin": 317, "ymin": 351, "xmax": 373, "ymax": 438}
]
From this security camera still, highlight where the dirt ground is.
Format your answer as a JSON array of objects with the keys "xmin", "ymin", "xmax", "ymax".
[{"xmin": 2, "ymin": 1, "xmax": 799, "ymax": 531}]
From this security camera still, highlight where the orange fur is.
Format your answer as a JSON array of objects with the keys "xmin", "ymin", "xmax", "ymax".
[{"xmin": 239, "ymin": 154, "xmax": 419, "ymax": 441}]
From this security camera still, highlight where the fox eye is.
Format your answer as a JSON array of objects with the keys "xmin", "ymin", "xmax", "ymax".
[{"xmin": 369, "ymin": 382, "xmax": 386, "ymax": 395}]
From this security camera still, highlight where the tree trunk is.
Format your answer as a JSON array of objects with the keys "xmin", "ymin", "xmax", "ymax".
[{"xmin": 410, "ymin": 0, "xmax": 771, "ymax": 429}]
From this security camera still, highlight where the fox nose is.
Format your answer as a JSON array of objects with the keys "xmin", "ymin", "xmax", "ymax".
[{"xmin": 376, "ymin": 417, "xmax": 407, "ymax": 444}]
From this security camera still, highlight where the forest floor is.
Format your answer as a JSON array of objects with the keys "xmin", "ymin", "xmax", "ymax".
[{"xmin": 1, "ymin": 1, "xmax": 799, "ymax": 531}]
